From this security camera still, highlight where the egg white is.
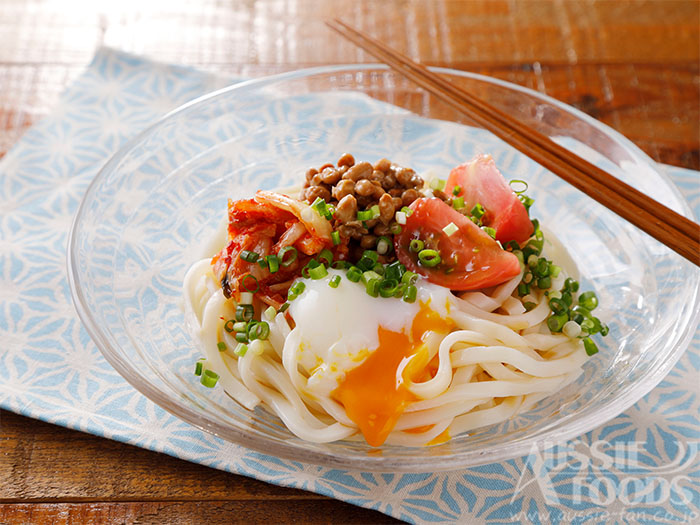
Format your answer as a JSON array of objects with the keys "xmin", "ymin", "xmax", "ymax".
[{"xmin": 287, "ymin": 269, "xmax": 454, "ymax": 397}]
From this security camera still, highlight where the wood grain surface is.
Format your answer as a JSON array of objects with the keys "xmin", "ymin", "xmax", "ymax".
[{"xmin": 1, "ymin": 1, "xmax": 698, "ymax": 523}]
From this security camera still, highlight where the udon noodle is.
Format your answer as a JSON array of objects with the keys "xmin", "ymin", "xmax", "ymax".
[
  {"xmin": 183, "ymin": 229, "xmax": 587, "ymax": 446},
  {"xmin": 182, "ymin": 154, "xmax": 602, "ymax": 447}
]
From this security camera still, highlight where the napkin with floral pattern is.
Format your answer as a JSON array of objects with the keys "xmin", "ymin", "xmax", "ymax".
[{"xmin": 1, "ymin": 48, "xmax": 698, "ymax": 524}]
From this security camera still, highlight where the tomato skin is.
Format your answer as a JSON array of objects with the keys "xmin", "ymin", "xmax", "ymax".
[
  {"xmin": 394, "ymin": 198, "xmax": 522, "ymax": 291},
  {"xmin": 445, "ymin": 155, "xmax": 534, "ymax": 245}
]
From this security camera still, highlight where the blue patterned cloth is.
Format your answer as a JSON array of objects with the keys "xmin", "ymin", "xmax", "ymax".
[{"xmin": 1, "ymin": 48, "xmax": 698, "ymax": 524}]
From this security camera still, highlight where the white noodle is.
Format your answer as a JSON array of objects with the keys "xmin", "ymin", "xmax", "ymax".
[{"xmin": 183, "ymin": 252, "xmax": 589, "ymax": 446}]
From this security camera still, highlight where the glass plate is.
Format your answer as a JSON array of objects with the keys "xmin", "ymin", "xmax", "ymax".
[{"xmin": 68, "ymin": 65, "xmax": 700, "ymax": 471}]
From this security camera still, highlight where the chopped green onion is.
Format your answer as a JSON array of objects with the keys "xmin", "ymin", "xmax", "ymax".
[
  {"xmin": 549, "ymin": 297, "xmax": 567, "ymax": 315},
  {"xmin": 583, "ymin": 337, "xmax": 599, "ymax": 356},
  {"xmin": 309, "ymin": 264, "xmax": 328, "ymax": 280},
  {"xmin": 563, "ymin": 320, "xmax": 582, "ymax": 338},
  {"xmin": 588, "ymin": 317, "xmax": 604, "ymax": 335},
  {"xmin": 318, "ymin": 248, "xmax": 334, "ymax": 267},
  {"xmin": 201, "ymin": 369, "xmax": 219, "ymax": 388},
  {"xmin": 224, "ymin": 319, "xmax": 235, "ymax": 333},
  {"xmin": 519, "ymin": 194, "xmax": 534, "ymax": 211},
  {"xmin": 409, "ymin": 239, "xmax": 424, "ymax": 253},
  {"xmin": 361, "ymin": 250, "xmax": 379, "ymax": 264},
  {"xmin": 331, "ymin": 231, "xmax": 341, "ymax": 245},
  {"xmin": 370, "ymin": 204, "xmax": 380, "ymax": 219},
  {"xmin": 263, "ymin": 306, "xmax": 276, "ymax": 321},
  {"xmin": 239, "ymin": 250, "xmax": 259, "ymax": 263},
  {"xmin": 265, "ymin": 254, "xmax": 280, "ymax": 273},
  {"xmin": 482, "ymin": 226, "xmax": 496, "ymax": 239},
  {"xmin": 518, "ymin": 282, "xmax": 530, "ymax": 296},
  {"xmin": 360, "ymin": 253, "xmax": 378, "ymax": 271},
  {"xmin": 241, "ymin": 274, "xmax": 259, "ymax": 293},
  {"xmin": 571, "ymin": 305, "xmax": 591, "ymax": 319},
  {"xmin": 580, "ymin": 318, "xmax": 595, "ymax": 333},
  {"xmin": 331, "ymin": 260, "xmax": 349, "ymax": 270},
  {"xmin": 599, "ymin": 323, "xmax": 609, "ymax": 336},
  {"xmin": 535, "ymin": 258, "xmax": 551, "ymax": 277},
  {"xmin": 524, "ymin": 239, "xmax": 544, "ymax": 257},
  {"xmin": 385, "ymin": 261, "xmax": 405, "ymax": 281},
  {"xmin": 346, "ymin": 267, "xmax": 362, "ymax": 282},
  {"xmin": 288, "ymin": 281, "xmax": 306, "ymax": 300},
  {"xmin": 234, "ymin": 343, "xmax": 248, "ymax": 357},
  {"xmin": 379, "ymin": 279, "xmax": 399, "ymax": 298},
  {"xmin": 257, "ymin": 257, "xmax": 269, "ymax": 270},
  {"xmin": 361, "ymin": 270, "xmax": 382, "ymax": 284},
  {"xmin": 390, "ymin": 222, "xmax": 403, "ymax": 234},
  {"xmin": 357, "ymin": 209, "xmax": 373, "ymax": 221},
  {"xmin": 194, "ymin": 359, "xmax": 205, "ymax": 376},
  {"xmin": 430, "ymin": 178, "xmax": 446, "ymax": 191},
  {"xmin": 311, "ymin": 196, "xmax": 329, "ymax": 218},
  {"xmin": 471, "ymin": 203, "xmax": 485, "ymax": 219},
  {"xmin": 442, "ymin": 222, "xmax": 458, "ymax": 236},
  {"xmin": 235, "ymin": 332, "xmax": 248, "ymax": 343},
  {"xmin": 537, "ymin": 276, "xmax": 551, "ymax": 289},
  {"xmin": 561, "ymin": 291, "xmax": 573, "ymax": 306},
  {"xmin": 550, "ymin": 265, "xmax": 561, "ymax": 278},
  {"xmin": 395, "ymin": 211, "xmax": 407, "ymax": 225},
  {"xmin": 418, "ymin": 249, "xmax": 441, "ymax": 267},
  {"xmin": 523, "ymin": 301, "xmax": 537, "ymax": 312},
  {"xmin": 401, "ymin": 271, "xmax": 418, "ymax": 285},
  {"xmin": 509, "ymin": 179, "xmax": 529, "ymax": 194},
  {"xmin": 564, "ymin": 278, "xmax": 579, "ymax": 293},
  {"xmin": 239, "ymin": 292, "xmax": 254, "ymax": 304},
  {"xmin": 365, "ymin": 278, "xmax": 380, "ymax": 297},
  {"xmin": 301, "ymin": 259, "xmax": 318, "ymax": 278},
  {"xmin": 376, "ymin": 236, "xmax": 392, "ymax": 255},
  {"xmin": 235, "ymin": 304, "xmax": 254, "ymax": 322},
  {"xmin": 217, "ymin": 341, "xmax": 227, "ymax": 352},
  {"xmin": 247, "ymin": 321, "xmax": 270, "ymax": 341},
  {"xmin": 578, "ymin": 291, "xmax": 598, "ymax": 310},
  {"xmin": 400, "ymin": 206, "xmax": 413, "ymax": 217},
  {"xmin": 329, "ymin": 275, "xmax": 341, "ymax": 288},
  {"xmin": 452, "ymin": 185, "xmax": 462, "ymax": 196},
  {"xmin": 233, "ymin": 321, "xmax": 247, "ymax": 332},
  {"xmin": 452, "ymin": 196, "xmax": 465, "ymax": 210},
  {"xmin": 279, "ymin": 302, "xmax": 290, "ymax": 313},
  {"xmin": 547, "ymin": 313, "xmax": 568, "ymax": 332},
  {"xmin": 278, "ymin": 246, "xmax": 298, "ymax": 267},
  {"xmin": 403, "ymin": 284, "xmax": 417, "ymax": 303}
]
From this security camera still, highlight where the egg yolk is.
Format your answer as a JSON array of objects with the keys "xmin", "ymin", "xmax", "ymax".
[{"xmin": 331, "ymin": 305, "xmax": 453, "ymax": 447}]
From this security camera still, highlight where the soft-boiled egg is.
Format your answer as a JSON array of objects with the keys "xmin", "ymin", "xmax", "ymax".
[{"xmin": 287, "ymin": 269, "xmax": 455, "ymax": 446}]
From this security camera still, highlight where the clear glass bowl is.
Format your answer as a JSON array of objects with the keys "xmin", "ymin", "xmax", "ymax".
[{"xmin": 68, "ymin": 65, "xmax": 700, "ymax": 472}]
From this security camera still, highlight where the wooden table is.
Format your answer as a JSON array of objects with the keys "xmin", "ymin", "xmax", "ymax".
[{"xmin": 1, "ymin": 1, "xmax": 698, "ymax": 523}]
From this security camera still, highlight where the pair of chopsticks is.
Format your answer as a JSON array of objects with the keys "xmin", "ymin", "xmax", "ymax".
[{"xmin": 326, "ymin": 19, "xmax": 700, "ymax": 266}]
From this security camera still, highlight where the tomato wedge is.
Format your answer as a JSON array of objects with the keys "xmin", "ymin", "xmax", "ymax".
[
  {"xmin": 394, "ymin": 198, "xmax": 522, "ymax": 290},
  {"xmin": 445, "ymin": 154, "xmax": 533, "ymax": 245}
]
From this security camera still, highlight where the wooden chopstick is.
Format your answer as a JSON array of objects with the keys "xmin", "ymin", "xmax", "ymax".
[{"xmin": 326, "ymin": 18, "xmax": 700, "ymax": 266}]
